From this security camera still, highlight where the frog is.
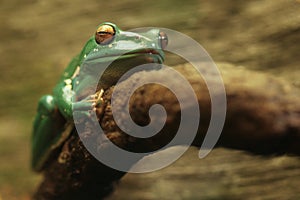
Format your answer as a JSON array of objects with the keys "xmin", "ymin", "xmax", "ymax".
[{"xmin": 31, "ymin": 22, "xmax": 168, "ymax": 171}]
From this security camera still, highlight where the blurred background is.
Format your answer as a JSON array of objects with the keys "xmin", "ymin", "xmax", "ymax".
[{"xmin": 0, "ymin": 0, "xmax": 299, "ymax": 199}]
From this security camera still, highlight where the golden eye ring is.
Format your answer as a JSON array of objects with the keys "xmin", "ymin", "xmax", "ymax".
[{"xmin": 95, "ymin": 24, "xmax": 115, "ymax": 45}]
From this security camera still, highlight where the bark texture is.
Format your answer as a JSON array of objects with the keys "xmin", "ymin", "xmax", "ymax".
[{"xmin": 34, "ymin": 62, "xmax": 300, "ymax": 199}]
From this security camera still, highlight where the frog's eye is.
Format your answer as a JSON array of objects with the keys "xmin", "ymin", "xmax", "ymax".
[{"xmin": 95, "ymin": 24, "xmax": 115, "ymax": 45}]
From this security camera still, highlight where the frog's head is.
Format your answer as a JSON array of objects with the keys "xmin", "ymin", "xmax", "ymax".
[{"xmin": 77, "ymin": 22, "xmax": 168, "ymax": 88}]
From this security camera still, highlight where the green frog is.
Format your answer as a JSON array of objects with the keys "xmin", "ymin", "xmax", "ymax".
[{"xmin": 32, "ymin": 22, "xmax": 168, "ymax": 171}]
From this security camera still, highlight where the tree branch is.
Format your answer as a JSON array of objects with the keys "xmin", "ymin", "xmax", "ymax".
[{"xmin": 33, "ymin": 62, "xmax": 300, "ymax": 199}]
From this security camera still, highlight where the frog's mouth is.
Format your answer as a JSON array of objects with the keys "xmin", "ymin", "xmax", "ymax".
[
  {"xmin": 119, "ymin": 48, "xmax": 164, "ymax": 64},
  {"xmin": 85, "ymin": 48, "xmax": 164, "ymax": 65}
]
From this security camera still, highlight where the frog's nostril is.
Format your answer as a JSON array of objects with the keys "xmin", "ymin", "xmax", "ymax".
[{"xmin": 159, "ymin": 31, "xmax": 168, "ymax": 50}]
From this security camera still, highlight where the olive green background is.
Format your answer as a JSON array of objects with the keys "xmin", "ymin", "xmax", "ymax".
[{"xmin": 0, "ymin": 0, "xmax": 299, "ymax": 199}]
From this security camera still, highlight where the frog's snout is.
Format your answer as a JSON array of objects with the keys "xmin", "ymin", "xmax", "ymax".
[{"xmin": 159, "ymin": 31, "xmax": 168, "ymax": 50}]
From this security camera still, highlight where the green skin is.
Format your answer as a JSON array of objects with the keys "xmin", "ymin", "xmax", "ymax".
[{"xmin": 32, "ymin": 22, "xmax": 165, "ymax": 171}]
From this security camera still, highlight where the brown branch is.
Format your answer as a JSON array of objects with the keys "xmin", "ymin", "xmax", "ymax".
[{"xmin": 33, "ymin": 62, "xmax": 300, "ymax": 199}]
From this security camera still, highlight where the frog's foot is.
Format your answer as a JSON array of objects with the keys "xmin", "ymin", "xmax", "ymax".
[
  {"xmin": 73, "ymin": 89, "xmax": 104, "ymax": 111},
  {"xmin": 72, "ymin": 89, "xmax": 104, "ymax": 122},
  {"xmin": 90, "ymin": 89, "xmax": 104, "ymax": 110}
]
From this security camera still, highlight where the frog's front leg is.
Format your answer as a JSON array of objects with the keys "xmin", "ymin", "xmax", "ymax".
[
  {"xmin": 72, "ymin": 89, "xmax": 104, "ymax": 121},
  {"xmin": 54, "ymin": 78, "xmax": 104, "ymax": 122}
]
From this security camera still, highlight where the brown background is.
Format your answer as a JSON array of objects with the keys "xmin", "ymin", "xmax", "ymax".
[{"xmin": 0, "ymin": 0, "xmax": 299, "ymax": 199}]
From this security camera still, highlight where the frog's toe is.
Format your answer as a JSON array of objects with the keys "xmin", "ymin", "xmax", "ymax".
[{"xmin": 94, "ymin": 89, "xmax": 104, "ymax": 106}]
